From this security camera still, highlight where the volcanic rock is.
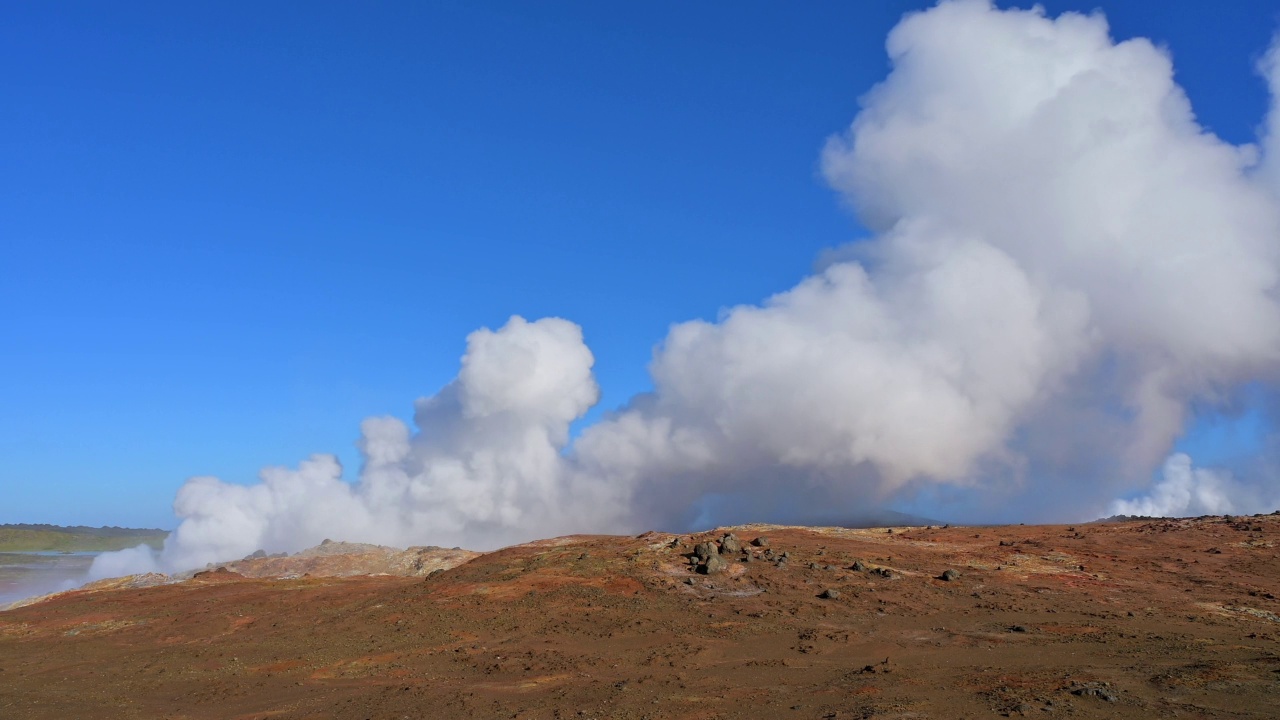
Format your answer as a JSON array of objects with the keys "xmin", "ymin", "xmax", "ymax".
[
  {"xmin": 693, "ymin": 541, "xmax": 719, "ymax": 560},
  {"xmin": 700, "ymin": 553, "xmax": 728, "ymax": 575}
]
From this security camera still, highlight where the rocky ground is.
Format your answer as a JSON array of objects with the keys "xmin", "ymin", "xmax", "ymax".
[{"xmin": 1, "ymin": 515, "xmax": 1278, "ymax": 719}]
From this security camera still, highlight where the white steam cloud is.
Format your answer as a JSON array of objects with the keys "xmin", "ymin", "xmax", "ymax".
[
  {"xmin": 95, "ymin": 0, "xmax": 1280, "ymax": 578},
  {"xmin": 1108, "ymin": 453, "xmax": 1262, "ymax": 518}
]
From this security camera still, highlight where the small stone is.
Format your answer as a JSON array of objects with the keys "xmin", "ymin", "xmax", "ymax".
[
  {"xmin": 940, "ymin": 569, "xmax": 960, "ymax": 582},
  {"xmin": 819, "ymin": 588, "xmax": 841, "ymax": 599},
  {"xmin": 753, "ymin": 536, "xmax": 770, "ymax": 547},
  {"xmin": 851, "ymin": 561, "xmax": 868, "ymax": 572},
  {"xmin": 1010, "ymin": 625, "xmax": 1028, "ymax": 633}
]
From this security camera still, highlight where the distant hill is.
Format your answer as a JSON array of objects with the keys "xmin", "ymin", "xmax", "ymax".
[{"xmin": 0, "ymin": 524, "xmax": 168, "ymax": 552}]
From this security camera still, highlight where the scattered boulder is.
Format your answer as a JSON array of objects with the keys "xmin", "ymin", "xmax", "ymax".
[
  {"xmin": 873, "ymin": 567, "xmax": 894, "ymax": 579},
  {"xmin": 701, "ymin": 554, "xmax": 728, "ymax": 575},
  {"xmin": 720, "ymin": 534, "xmax": 742, "ymax": 554},
  {"xmin": 851, "ymin": 560, "xmax": 868, "ymax": 572},
  {"xmin": 819, "ymin": 588, "xmax": 841, "ymax": 599},
  {"xmin": 693, "ymin": 541, "xmax": 719, "ymax": 560},
  {"xmin": 809, "ymin": 562, "xmax": 822, "ymax": 570},
  {"xmin": 763, "ymin": 549, "xmax": 776, "ymax": 560},
  {"xmin": 940, "ymin": 569, "xmax": 960, "ymax": 582},
  {"xmin": 753, "ymin": 536, "xmax": 770, "ymax": 548}
]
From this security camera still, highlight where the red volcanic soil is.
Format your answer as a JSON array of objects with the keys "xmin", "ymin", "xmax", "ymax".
[{"xmin": 2, "ymin": 516, "xmax": 1279, "ymax": 719}]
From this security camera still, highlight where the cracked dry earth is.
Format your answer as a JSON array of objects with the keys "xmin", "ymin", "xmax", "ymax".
[{"xmin": 2, "ymin": 516, "xmax": 1279, "ymax": 719}]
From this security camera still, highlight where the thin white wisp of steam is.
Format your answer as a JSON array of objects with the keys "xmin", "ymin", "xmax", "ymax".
[{"xmin": 93, "ymin": 0, "xmax": 1280, "ymax": 579}]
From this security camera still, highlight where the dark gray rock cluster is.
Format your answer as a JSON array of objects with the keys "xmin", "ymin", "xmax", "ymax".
[
  {"xmin": 701, "ymin": 553, "xmax": 728, "ymax": 575},
  {"xmin": 690, "ymin": 534, "xmax": 743, "ymax": 575},
  {"xmin": 1069, "ymin": 682, "xmax": 1117, "ymax": 702},
  {"xmin": 693, "ymin": 541, "xmax": 718, "ymax": 561}
]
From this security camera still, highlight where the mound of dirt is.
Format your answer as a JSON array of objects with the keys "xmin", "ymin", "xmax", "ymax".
[
  {"xmin": 203, "ymin": 543, "xmax": 481, "ymax": 580},
  {"xmin": 0, "ymin": 543, "xmax": 481, "ymax": 611},
  {"xmin": 1, "ymin": 516, "xmax": 1278, "ymax": 718}
]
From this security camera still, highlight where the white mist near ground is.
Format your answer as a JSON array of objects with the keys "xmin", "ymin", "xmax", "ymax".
[
  {"xmin": 1108, "ymin": 454, "xmax": 1258, "ymax": 519},
  {"xmin": 94, "ymin": 0, "xmax": 1280, "ymax": 579},
  {"xmin": 86, "ymin": 545, "xmax": 161, "ymax": 581}
]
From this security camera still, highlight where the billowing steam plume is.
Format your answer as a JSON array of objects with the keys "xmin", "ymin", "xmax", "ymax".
[{"xmin": 94, "ymin": 0, "xmax": 1280, "ymax": 578}]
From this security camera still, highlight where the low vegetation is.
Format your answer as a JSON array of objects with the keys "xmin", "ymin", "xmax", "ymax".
[{"xmin": 0, "ymin": 524, "xmax": 166, "ymax": 552}]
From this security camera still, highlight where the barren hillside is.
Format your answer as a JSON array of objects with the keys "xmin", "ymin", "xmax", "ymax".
[{"xmin": 1, "ymin": 516, "xmax": 1278, "ymax": 719}]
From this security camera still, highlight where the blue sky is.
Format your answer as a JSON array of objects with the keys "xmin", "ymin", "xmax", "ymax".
[{"xmin": 3, "ymin": 1, "xmax": 1279, "ymax": 529}]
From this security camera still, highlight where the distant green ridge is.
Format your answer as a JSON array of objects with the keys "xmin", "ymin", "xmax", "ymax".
[{"xmin": 0, "ymin": 525, "xmax": 168, "ymax": 552}]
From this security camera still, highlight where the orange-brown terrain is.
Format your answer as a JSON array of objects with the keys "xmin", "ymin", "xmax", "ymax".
[{"xmin": 2, "ymin": 515, "xmax": 1278, "ymax": 719}]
